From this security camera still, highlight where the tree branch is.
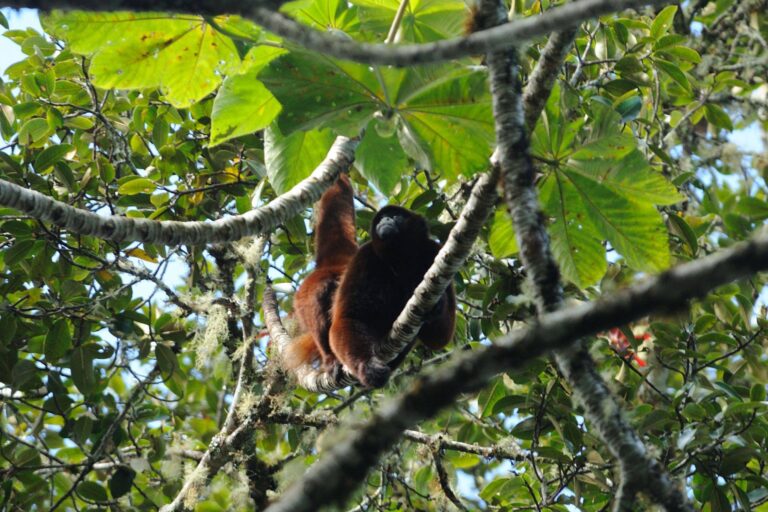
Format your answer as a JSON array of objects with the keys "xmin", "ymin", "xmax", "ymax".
[
  {"xmin": 481, "ymin": 0, "xmax": 690, "ymax": 507},
  {"xmin": 264, "ymin": 231, "xmax": 768, "ymax": 512},
  {"xmin": 7, "ymin": 0, "xmax": 670, "ymax": 66},
  {"xmin": 161, "ymin": 239, "xmax": 273, "ymax": 512},
  {"xmin": 522, "ymin": 26, "xmax": 578, "ymax": 131},
  {"xmin": 381, "ymin": 168, "xmax": 498, "ymax": 358},
  {"xmin": 50, "ymin": 367, "xmax": 160, "ymax": 512},
  {"xmin": 0, "ymin": 136, "xmax": 357, "ymax": 246}
]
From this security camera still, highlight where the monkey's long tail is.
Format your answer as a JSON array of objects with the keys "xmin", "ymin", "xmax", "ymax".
[{"xmin": 282, "ymin": 333, "xmax": 319, "ymax": 371}]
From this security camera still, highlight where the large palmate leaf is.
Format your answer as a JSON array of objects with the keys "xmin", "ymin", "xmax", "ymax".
[
  {"xmin": 561, "ymin": 168, "xmax": 670, "ymax": 273},
  {"xmin": 264, "ymin": 126, "xmax": 336, "ymax": 194},
  {"xmin": 210, "ymin": 47, "xmax": 286, "ymax": 146},
  {"xmin": 393, "ymin": 66, "xmax": 494, "ymax": 178},
  {"xmin": 44, "ymin": 12, "xmax": 239, "ymax": 107},
  {"xmin": 540, "ymin": 173, "xmax": 607, "ymax": 287},
  {"xmin": 569, "ymin": 149, "xmax": 683, "ymax": 205},
  {"xmin": 355, "ymin": 121, "xmax": 408, "ymax": 195},
  {"xmin": 281, "ymin": 0, "xmax": 361, "ymax": 35},
  {"xmin": 261, "ymin": 51, "xmax": 493, "ymax": 180},
  {"xmin": 259, "ymin": 50, "xmax": 382, "ymax": 137},
  {"xmin": 351, "ymin": 0, "xmax": 466, "ymax": 43}
]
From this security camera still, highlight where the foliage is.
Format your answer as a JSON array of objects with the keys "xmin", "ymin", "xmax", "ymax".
[{"xmin": 0, "ymin": 1, "xmax": 767, "ymax": 511}]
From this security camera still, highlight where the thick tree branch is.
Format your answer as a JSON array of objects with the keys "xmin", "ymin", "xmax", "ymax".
[
  {"xmin": 7, "ymin": 0, "xmax": 669, "ymax": 66},
  {"xmin": 5, "ymin": 0, "xmax": 287, "ymax": 13},
  {"xmin": 480, "ymin": 0, "xmax": 689, "ymax": 508},
  {"xmin": 0, "ymin": 137, "xmax": 357, "ymax": 246},
  {"xmin": 265, "ymin": 231, "xmax": 768, "ymax": 512}
]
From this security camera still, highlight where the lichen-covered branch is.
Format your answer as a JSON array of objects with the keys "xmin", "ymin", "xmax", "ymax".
[
  {"xmin": 480, "ymin": 0, "xmax": 690, "ymax": 508},
  {"xmin": 0, "ymin": 137, "xmax": 357, "ymax": 246},
  {"xmin": 265, "ymin": 232, "xmax": 768, "ymax": 512},
  {"xmin": 4, "ymin": 0, "xmax": 288, "ymax": 13},
  {"xmin": 242, "ymin": 0, "xmax": 668, "ymax": 67},
  {"xmin": 5, "ymin": 0, "xmax": 669, "ymax": 66},
  {"xmin": 161, "ymin": 240, "xmax": 272, "ymax": 512}
]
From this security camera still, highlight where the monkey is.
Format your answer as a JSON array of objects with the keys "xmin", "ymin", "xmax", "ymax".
[
  {"xmin": 328, "ymin": 205, "xmax": 456, "ymax": 388},
  {"xmin": 282, "ymin": 173, "xmax": 357, "ymax": 373}
]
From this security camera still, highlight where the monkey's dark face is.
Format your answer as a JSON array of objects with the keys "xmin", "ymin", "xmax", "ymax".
[
  {"xmin": 372, "ymin": 206, "xmax": 428, "ymax": 243},
  {"xmin": 375, "ymin": 211, "xmax": 407, "ymax": 240}
]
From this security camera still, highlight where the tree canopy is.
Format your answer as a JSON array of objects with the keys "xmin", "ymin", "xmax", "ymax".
[{"xmin": 1, "ymin": 0, "xmax": 767, "ymax": 510}]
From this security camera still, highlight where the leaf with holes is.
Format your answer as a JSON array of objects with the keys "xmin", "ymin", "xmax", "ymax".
[{"xmin": 45, "ymin": 12, "xmax": 239, "ymax": 107}]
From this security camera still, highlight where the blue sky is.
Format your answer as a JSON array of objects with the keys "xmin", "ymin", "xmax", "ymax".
[{"xmin": 0, "ymin": 8, "xmax": 41, "ymax": 70}]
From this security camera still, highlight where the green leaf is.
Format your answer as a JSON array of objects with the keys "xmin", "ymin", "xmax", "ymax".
[
  {"xmin": 570, "ymin": 133, "xmax": 635, "ymax": 161},
  {"xmin": 562, "ymin": 169, "xmax": 671, "ymax": 272},
  {"xmin": 282, "ymin": 0, "xmax": 361, "ymax": 34},
  {"xmin": 479, "ymin": 477, "xmax": 522, "ymax": 502},
  {"xmin": 12, "ymin": 360, "xmax": 37, "ymax": 388},
  {"xmin": 488, "ymin": 208, "xmax": 518, "ymax": 259},
  {"xmin": 720, "ymin": 447, "xmax": 755, "ymax": 475},
  {"xmin": 264, "ymin": 126, "xmax": 336, "ymax": 195},
  {"xmin": 661, "ymin": 45, "xmax": 701, "ymax": 63},
  {"xmin": 70, "ymin": 345, "xmax": 97, "ymax": 395},
  {"xmin": 210, "ymin": 63, "xmax": 282, "ymax": 146},
  {"xmin": 616, "ymin": 96, "xmax": 642, "ymax": 122},
  {"xmin": 64, "ymin": 116, "xmax": 95, "ymax": 130},
  {"xmin": 571, "ymin": 150, "xmax": 682, "ymax": 205},
  {"xmin": 540, "ymin": 173, "xmax": 607, "ymax": 287},
  {"xmin": 396, "ymin": 66, "xmax": 494, "ymax": 178},
  {"xmin": 155, "ymin": 344, "xmax": 178, "ymax": 379},
  {"xmin": 0, "ymin": 11, "xmax": 8, "ymax": 29},
  {"xmin": 35, "ymin": 144, "xmax": 73, "ymax": 173},
  {"xmin": 655, "ymin": 58, "xmax": 691, "ymax": 94},
  {"xmin": 650, "ymin": 5, "xmax": 677, "ymax": 40},
  {"xmin": 478, "ymin": 378, "xmax": 506, "ymax": 418},
  {"xmin": 511, "ymin": 417, "xmax": 538, "ymax": 440},
  {"xmin": 667, "ymin": 213, "xmax": 699, "ymax": 255},
  {"xmin": 18, "ymin": 118, "xmax": 51, "ymax": 145},
  {"xmin": 44, "ymin": 319, "xmax": 72, "ymax": 361},
  {"xmin": 46, "ymin": 12, "xmax": 239, "ymax": 107},
  {"xmin": 3, "ymin": 239, "xmax": 37, "ymax": 267},
  {"xmin": 704, "ymin": 103, "xmax": 734, "ymax": 131},
  {"xmin": 355, "ymin": 123, "xmax": 407, "ymax": 194},
  {"xmin": 72, "ymin": 416, "xmax": 94, "ymax": 445},
  {"xmin": 736, "ymin": 197, "xmax": 768, "ymax": 220},
  {"xmin": 118, "ymin": 177, "xmax": 156, "ymax": 196},
  {"xmin": 206, "ymin": 15, "xmax": 263, "ymax": 43},
  {"xmin": 351, "ymin": 0, "xmax": 466, "ymax": 43},
  {"xmin": 260, "ymin": 49, "xmax": 381, "ymax": 136},
  {"xmin": 77, "ymin": 481, "xmax": 108, "ymax": 502},
  {"xmin": 109, "ymin": 466, "xmax": 136, "ymax": 498}
]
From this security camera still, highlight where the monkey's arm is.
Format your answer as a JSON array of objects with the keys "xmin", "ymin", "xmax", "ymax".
[{"xmin": 417, "ymin": 284, "xmax": 456, "ymax": 350}]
